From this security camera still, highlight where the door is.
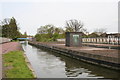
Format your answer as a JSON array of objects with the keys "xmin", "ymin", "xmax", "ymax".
[{"xmin": 73, "ymin": 34, "xmax": 79, "ymax": 46}]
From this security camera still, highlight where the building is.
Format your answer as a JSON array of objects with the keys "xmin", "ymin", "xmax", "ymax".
[
  {"xmin": 107, "ymin": 33, "xmax": 120, "ymax": 44},
  {"xmin": 107, "ymin": 33, "xmax": 120, "ymax": 38}
]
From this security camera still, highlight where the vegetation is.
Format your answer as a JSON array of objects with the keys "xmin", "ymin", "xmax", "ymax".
[
  {"xmin": 35, "ymin": 19, "xmax": 87, "ymax": 42},
  {"xmin": 65, "ymin": 19, "xmax": 86, "ymax": 32},
  {"xmin": 35, "ymin": 19, "xmax": 108, "ymax": 42},
  {"xmin": 35, "ymin": 24, "xmax": 65, "ymax": 42},
  {"xmin": 0, "ymin": 17, "xmax": 107, "ymax": 41},
  {"xmin": 0, "ymin": 17, "xmax": 21, "ymax": 39},
  {"xmin": 3, "ymin": 51, "xmax": 34, "ymax": 78}
]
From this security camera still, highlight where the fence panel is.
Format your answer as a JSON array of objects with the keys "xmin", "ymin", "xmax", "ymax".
[{"xmin": 82, "ymin": 37, "xmax": 120, "ymax": 45}]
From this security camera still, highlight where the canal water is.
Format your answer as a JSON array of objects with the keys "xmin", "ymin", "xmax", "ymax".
[{"xmin": 21, "ymin": 41, "xmax": 119, "ymax": 78}]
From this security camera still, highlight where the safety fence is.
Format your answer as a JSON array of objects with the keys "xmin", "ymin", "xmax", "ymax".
[
  {"xmin": 82, "ymin": 37, "xmax": 120, "ymax": 45},
  {"xmin": 57, "ymin": 37, "xmax": 120, "ymax": 45}
]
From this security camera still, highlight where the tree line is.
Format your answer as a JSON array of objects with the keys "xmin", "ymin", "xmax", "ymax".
[
  {"xmin": 0, "ymin": 17, "xmax": 21, "ymax": 39},
  {"xmin": 0, "ymin": 17, "xmax": 107, "ymax": 41},
  {"xmin": 35, "ymin": 19, "xmax": 107, "ymax": 42},
  {"xmin": 35, "ymin": 24, "xmax": 65, "ymax": 42}
]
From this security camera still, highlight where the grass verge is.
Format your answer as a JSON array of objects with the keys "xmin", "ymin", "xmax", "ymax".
[{"xmin": 3, "ymin": 51, "xmax": 34, "ymax": 78}]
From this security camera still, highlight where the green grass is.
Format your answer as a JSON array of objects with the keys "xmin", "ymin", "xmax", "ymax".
[{"xmin": 3, "ymin": 51, "xmax": 34, "ymax": 78}]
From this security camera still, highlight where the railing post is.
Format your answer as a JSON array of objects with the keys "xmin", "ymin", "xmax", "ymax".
[{"xmin": 118, "ymin": 37, "xmax": 120, "ymax": 45}]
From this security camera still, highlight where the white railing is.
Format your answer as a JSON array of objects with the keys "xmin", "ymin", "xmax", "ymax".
[
  {"xmin": 57, "ymin": 37, "xmax": 120, "ymax": 45},
  {"xmin": 82, "ymin": 37, "xmax": 120, "ymax": 45},
  {"xmin": 57, "ymin": 39, "xmax": 65, "ymax": 42}
]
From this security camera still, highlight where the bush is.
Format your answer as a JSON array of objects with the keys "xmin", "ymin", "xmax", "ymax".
[{"xmin": 35, "ymin": 33, "xmax": 65, "ymax": 42}]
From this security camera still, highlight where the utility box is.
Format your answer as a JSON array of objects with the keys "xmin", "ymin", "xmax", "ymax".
[{"xmin": 65, "ymin": 32, "xmax": 82, "ymax": 47}]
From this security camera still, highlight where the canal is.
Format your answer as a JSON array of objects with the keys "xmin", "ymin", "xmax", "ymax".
[{"xmin": 21, "ymin": 41, "xmax": 119, "ymax": 78}]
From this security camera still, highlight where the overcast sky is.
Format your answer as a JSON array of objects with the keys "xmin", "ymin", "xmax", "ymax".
[{"xmin": 0, "ymin": 0, "xmax": 119, "ymax": 35}]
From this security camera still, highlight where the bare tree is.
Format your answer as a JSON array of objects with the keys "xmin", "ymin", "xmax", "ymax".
[
  {"xmin": 65, "ymin": 19, "xmax": 84, "ymax": 32},
  {"xmin": 0, "ymin": 18, "xmax": 10, "ymax": 25}
]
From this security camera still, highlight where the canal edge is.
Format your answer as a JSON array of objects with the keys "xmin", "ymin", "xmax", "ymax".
[
  {"xmin": 28, "ymin": 41, "xmax": 120, "ymax": 71},
  {"xmin": 23, "ymin": 53, "xmax": 37, "ymax": 78},
  {"xmin": 19, "ymin": 41, "xmax": 37, "ymax": 78}
]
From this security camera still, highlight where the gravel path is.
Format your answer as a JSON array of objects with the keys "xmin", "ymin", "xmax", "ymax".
[{"xmin": 0, "ymin": 42, "xmax": 23, "ymax": 79}]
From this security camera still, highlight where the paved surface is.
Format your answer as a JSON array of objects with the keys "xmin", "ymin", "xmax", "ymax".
[
  {"xmin": 83, "ymin": 43, "xmax": 120, "ymax": 47},
  {"xmin": 54, "ymin": 44, "xmax": 119, "ymax": 58},
  {"xmin": 82, "ymin": 43, "xmax": 120, "ymax": 50},
  {"xmin": 0, "ymin": 42, "xmax": 23, "ymax": 79},
  {"xmin": 33, "ymin": 42, "xmax": 119, "ymax": 58},
  {"xmin": 45, "ymin": 41, "xmax": 120, "ymax": 47},
  {"xmin": 1, "ymin": 42, "xmax": 23, "ymax": 54}
]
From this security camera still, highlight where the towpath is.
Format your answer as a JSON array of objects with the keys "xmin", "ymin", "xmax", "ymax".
[{"xmin": 0, "ymin": 42, "xmax": 22, "ymax": 79}]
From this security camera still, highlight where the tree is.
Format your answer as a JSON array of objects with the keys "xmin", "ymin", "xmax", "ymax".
[
  {"xmin": 35, "ymin": 24, "xmax": 65, "ymax": 42},
  {"xmin": 45, "ymin": 24, "xmax": 55, "ymax": 38},
  {"xmin": 1, "ymin": 24, "xmax": 10, "ymax": 37},
  {"xmin": 1, "ymin": 18, "xmax": 10, "ymax": 25},
  {"xmin": 54, "ymin": 27, "xmax": 64, "ymax": 34},
  {"xmin": 47, "ymin": 25, "xmax": 55, "ymax": 34},
  {"xmin": 55, "ymin": 28, "xmax": 60, "ymax": 34},
  {"xmin": 0, "ymin": 17, "xmax": 21, "ymax": 39},
  {"xmin": 65, "ymin": 19, "xmax": 85, "ymax": 32},
  {"xmin": 9, "ymin": 17, "xmax": 21, "ymax": 38},
  {"xmin": 0, "ymin": 18, "xmax": 11, "ymax": 37}
]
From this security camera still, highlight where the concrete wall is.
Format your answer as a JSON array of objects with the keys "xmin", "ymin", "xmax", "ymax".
[
  {"xmin": 28, "ymin": 42, "xmax": 120, "ymax": 70},
  {"xmin": 0, "ymin": 37, "xmax": 11, "ymax": 44}
]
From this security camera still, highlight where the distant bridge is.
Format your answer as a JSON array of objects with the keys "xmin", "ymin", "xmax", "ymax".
[{"xmin": 17, "ymin": 38, "xmax": 32, "ymax": 40}]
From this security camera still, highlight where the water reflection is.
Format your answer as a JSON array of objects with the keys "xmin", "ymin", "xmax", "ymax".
[
  {"xmin": 21, "ymin": 41, "xmax": 119, "ymax": 78},
  {"xmin": 59, "ymin": 53, "xmax": 118, "ymax": 78},
  {"xmin": 46, "ymin": 49, "xmax": 118, "ymax": 78}
]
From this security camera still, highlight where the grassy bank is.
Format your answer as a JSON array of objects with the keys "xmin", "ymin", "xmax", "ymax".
[{"xmin": 3, "ymin": 51, "xmax": 34, "ymax": 78}]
